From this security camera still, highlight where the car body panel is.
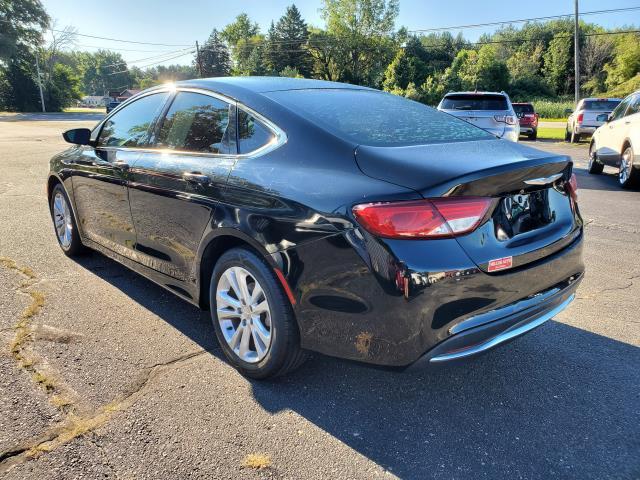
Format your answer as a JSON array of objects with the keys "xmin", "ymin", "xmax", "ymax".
[
  {"xmin": 567, "ymin": 97, "xmax": 622, "ymax": 137},
  {"xmin": 592, "ymin": 92, "xmax": 640, "ymax": 166}
]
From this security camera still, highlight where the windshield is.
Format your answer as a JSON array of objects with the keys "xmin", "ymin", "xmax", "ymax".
[
  {"xmin": 440, "ymin": 94, "xmax": 509, "ymax": 111},
  {"xmin": 583, "ymin": 100, "xmax": 620, "ymax": 111},
  {"xmin": 266, "ymin": 89, "xmax": 492, "ymax": 147}
]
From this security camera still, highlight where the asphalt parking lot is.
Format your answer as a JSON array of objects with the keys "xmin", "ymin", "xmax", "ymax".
[{"xmin": 1, "ymin": 114, "xmax": 638, "ymax": 479}]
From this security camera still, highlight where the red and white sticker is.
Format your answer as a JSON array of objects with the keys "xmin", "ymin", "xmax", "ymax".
[{"xmin": 487, "ymin": 256, "xmax": 513, "ymax": 272}]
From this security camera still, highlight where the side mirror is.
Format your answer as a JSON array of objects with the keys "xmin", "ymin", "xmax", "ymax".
[
  {"xmin": 596, "ymin": 113, "xmax": 609, "ymax": 123},
  {"xmin": 564, "ymin": 108, "xmax": 573, "ymax": 115},
  {"xmin": 62, "ymin": 128, "xmax": 91, "ymax": 145}
]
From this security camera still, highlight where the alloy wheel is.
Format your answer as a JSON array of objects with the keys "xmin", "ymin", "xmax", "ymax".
[
  {"xmin": 619, "ymin": 148, "xmax": 633, "ymax": 185},
  {"xmin": 53, "ymin": 192, "xmax": 73, "ymax": 249},
  {"xmin": 216, "ymin": 266, "xmax": 272, "ymax": 363}
]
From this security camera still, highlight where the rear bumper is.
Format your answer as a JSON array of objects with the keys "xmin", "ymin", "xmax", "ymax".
[
  {"xmin": 519, "ymin": 126, "xmax": 537, "ymax": 134},
  {"xmin": 576, "ymin": 125, "xmax": 597, "ymax": 135},
  {"xmin": 408, "ymin": 273, "xmax": 580, "ymax": 367},
  {"xmin": 286, "ymin": 227, "xmax": 584, "ymax": 367}
]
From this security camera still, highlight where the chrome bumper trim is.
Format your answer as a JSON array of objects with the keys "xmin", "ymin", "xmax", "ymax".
[{"xmin": 429, "ymin": 294, "xmax": 575, "ymax": 363}]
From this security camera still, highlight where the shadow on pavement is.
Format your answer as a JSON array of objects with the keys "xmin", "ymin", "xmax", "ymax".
[
  {"xmin": 574, "ymin": 167, "xmax": 640, "ymax": 193},
  {"xmin": 76, "ymin": 252, "xmax": 640, "ymax": 480}
]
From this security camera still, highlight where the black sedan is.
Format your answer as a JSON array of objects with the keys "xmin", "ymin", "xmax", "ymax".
[{"xmin": 48, "ymin": 77, "xmax": 584, "ymax": 378}]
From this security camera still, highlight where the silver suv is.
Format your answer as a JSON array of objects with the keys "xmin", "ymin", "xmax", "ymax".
[
  {"xmin": 565, "ymin": 97, "xmax": 621, "ymax": 143},
  {"xmin": 437, "ymin": 91, "xmax": 519, "ymax": 142}
]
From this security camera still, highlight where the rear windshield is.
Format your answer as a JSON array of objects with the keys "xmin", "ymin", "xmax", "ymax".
[
  {"xmin": 440, "ymin": 94, "xmax": 509, "ymax": 111},
  {"xmin": 513, "ymin": 104, "xmax": 534, "ymax": 114},
  {"xmin": 583, "ymin": 100, "xmax": 620, "ymax": 111},
  {"xmin": 265, "ymin": 89, "xmax": 492, "ymax": 147}
]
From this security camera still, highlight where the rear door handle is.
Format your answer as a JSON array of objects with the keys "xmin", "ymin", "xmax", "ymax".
[{"xmin": 182, "ymin": 172, "xmax": 209, "ymax": 184}]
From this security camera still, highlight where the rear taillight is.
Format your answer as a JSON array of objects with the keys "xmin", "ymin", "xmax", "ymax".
[
  {"xmin": 494, "ymin": 115, "xmax": 517, "ymax": 125},
  {"xmin": 352, "ymin": 197, "xmax": 492, "ymax": 239},
  {"xmin": 566, "ymin": 173, "xmax": 578, "ymax": 208},
  {"xmin": 577, "ymin": 113, "xmax": 584, "ymax": 124}
]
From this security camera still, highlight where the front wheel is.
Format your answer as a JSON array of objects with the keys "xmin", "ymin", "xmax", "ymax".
[
  {"xmin": 49, "ymin": 184, "xmax": 85, "ymax": 256},
  {"xmin": 588, "ymin": 143, "xmax": 604, "ymax": 174},
  {"xmin": 210, "ymin": 248, "xmax": 307, "ymax": 379},
  {"xmin": 619, "ymin": 145, "xmax": 640, "ymax": 189}
]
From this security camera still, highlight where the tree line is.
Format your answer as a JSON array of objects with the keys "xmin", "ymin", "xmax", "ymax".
[{"xmin": 1, "ymin": 0, "xmax": 639, "ymax": 112}]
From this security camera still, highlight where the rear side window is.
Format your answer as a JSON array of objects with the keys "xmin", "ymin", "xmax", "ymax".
[
  {"xmin": 513, "ymin": 104, "xmax": 534, "ymax": 115},
  {"xmin": 266, "ymin": 89, "xmax": 492, "ymax": 147},
  {"xmin": 625, "ymin": 95, "xmax": 640, "ymax": 116},
  {"xmin": 583, "ymin": 100, "xmax": 620, "ymax": 111},
  {"xmin": 157, "ymin": 92, "xmax": 232, "ymax": 154},
  {"xmin": 98, "ymin": 92, "xmax": 169, "ymax": 147},
  {"xmin": 441, "ymin": 94, "xmax": 508, "ymax": 111},
  {"xmin": 238, "ymin": 110, "xmax": 274, "ymax": 154}
]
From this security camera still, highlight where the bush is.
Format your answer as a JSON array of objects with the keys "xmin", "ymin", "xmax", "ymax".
[{"xmin": 530, "ymin": 98, "xmax": 575, "ymax": 119}]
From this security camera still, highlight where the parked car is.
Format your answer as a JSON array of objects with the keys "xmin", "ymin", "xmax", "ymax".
[
  {"xmin": 565, "ymin": 97, "xmax": 621, "ymax": 143},
  {"xmin": 512, "ymin": 102, "xmax": 539, "ymax": 140},
  {"xmin": 48, "ymin": 78, "xmax": 583, "ymax": 378},
  {"xmin": 588, "ymin": 90, "xmax": 640, "ymax": 188},
  {"xmin": 437, "ymin": 91, "xmax": 519, "ymax": 142},
  {"xmin": 106, "ymin": 101, "xmax": 120, "ymax": 113}
]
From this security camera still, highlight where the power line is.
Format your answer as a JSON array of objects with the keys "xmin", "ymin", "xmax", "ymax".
[
  {"xmin": 76, "ymin": 44, "xmax": 186, "ymax": 53},
  {"xmin": 101, "ymin": 47, "xmax": 194, "ymax": 69},
  {"xmin": 50, "ymin": 28, "xmax": 192, "ymax": 47},
  {"xmin": 107, "ymin": 50, "xmax": 195, "ymax": 74},
  {"xmin": 406, "ymin": 6, "xmax": 640, "ymax": 34}
]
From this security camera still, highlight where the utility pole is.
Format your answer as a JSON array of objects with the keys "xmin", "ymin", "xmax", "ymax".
[
  {"xmin": 35, "ymin": 51, "xmax": 46, "ymax": 112},
  {"xmin": 574, "ymin": 0, "xmax": 580, "ymax": 105},
  {"xmin": 195, "ymin": 41, "xmax": 203, "ymax": 78}
]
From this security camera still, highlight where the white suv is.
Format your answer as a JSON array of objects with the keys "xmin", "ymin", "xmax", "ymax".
[
  {"xmin": 565, "ymin": 97, "xmax": 621, "ymax": 143},
  {"xmin": 588, "ymin": 90, "xmax": 640, "ymax": 189},
  {"xmin": 437, "ymin": 91, "xmax": 519, "ymax": 142}
]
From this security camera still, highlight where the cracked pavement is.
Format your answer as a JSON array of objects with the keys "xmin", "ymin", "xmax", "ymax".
[{"xmin": 0, "ymin": 115, "xmax": 638, "ymax": 479}]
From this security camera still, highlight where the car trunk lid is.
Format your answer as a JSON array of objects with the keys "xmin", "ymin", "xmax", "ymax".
[{"xmin": 354, "ymin": 139, "xmax": 581, "ymax": 272}]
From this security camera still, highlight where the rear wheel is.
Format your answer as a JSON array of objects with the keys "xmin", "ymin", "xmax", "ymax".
[
  {"xmin": 619, "ymin": 145, "xmax": 640, "ymax": 189},
  {"xmin": 210, "ymin": 248, "xmax": 307, "ymax": 379},
  {"xmin": 528, "ymin": 131, "xmax": 537, "ymax": 141},
  {"xmin": 570, "ymin": 130, "xmax": 580, "ymax": 143},
  {"xmin": 588, "ymin": 142, "xmax": 604, "ymax": 174},
  {"xmin": 49, "ymin": 184, "xmax": 84, "ymax": 256},
  {"xmin": 565, "ymin": 126, "xmax": 571, "ymax": 142}
]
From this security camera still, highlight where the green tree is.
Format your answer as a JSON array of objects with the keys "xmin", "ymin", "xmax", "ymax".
[
  {"xmin": 265, "ymin": 4, "xmax": 312, "ymax": 77},
  {"xmin": 604, "ymin": 33, "xmax": 640, "ymax": 91},
  {"xmin": 382, "ymin": 37, "xmax": 428, "ymax": 91},
  {"xmin": 0, "ymin": 0, "xmax": 49, "ymax": 60},
  {"xmin": 44, "ymin": 63, "xmax": 82, "ymax": 110},
  {"xmin": 0, "ymin": 47, "xmax": 41, "ymax": 111},
  {"xmin": 73, "ymin": 50, "xmax": 133, "ymax": 95},
  {"xmin": 543, "ymin": 33, "xmax": 573, "ymax": 95},
  {"xmin": 318, "ymin": 0, "xmax": 399, "ymax": 86},
  {"xmin": 199, "ymin": 29, "xmax": 231, "ymax": 77},
  {"xmin": 221, "ymin": 13, "xmax": 262, "ymax": 75}
]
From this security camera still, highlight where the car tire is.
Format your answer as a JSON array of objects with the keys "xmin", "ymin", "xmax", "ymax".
[
  {"xmin": 209, "ymin": 247, "xmax": 307, "ymax": 379},
  {"xmin": 564, "ymin": 128, "xmax": 571, "ymax": 142},
  {"xmin": 570, "ymin": 130, "xmax": 580, "ymax": 143},
  {"xmin": 588, "ymin": 142, "xmax": 604, "ymax": 174},
  {"xmin": 528, "ymin": 131, "xmax": 537, "ymax": 141},
  {"xmin": 49, "ymin": 184, "xmax": 85, "ymax": 256},
  {"xmin": 619, "ymin": 145, "xmax": 640, "ymax": 189}
]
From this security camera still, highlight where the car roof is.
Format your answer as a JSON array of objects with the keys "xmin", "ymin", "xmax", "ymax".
[
  {"xmin": 580, "ymin": 97, "xmax": 622, "ymax": 102},
  {"xmin": 512, "ymin": 102, "xmax": 533, "ymax": 105},
  {"xmin": 176, "ymin": 76, "xmax": 371, "ymax": 94},
  {"xmin": 444, "ymin": 91, "xmax": 507, "ymax": 96}
]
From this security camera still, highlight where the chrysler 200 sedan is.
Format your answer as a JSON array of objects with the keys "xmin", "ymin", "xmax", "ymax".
[{"xmin": 48, "ymin": 77, "xmax": 584, "ymax": 379}]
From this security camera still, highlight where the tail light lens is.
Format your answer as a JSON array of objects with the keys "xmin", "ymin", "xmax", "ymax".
[
  {"xmin": 566, "ymin": 173, "xmax": 578, "ymax": 209},
  {"xmin": 577, "ymin": 113, "xmax": 584, "ymax": 124},
  {"xmin": 352, "ymin": 197, "xmax": 493, "ymax": 239},
  {"xmin": 495, "ymin": 115, "xmax": 517, "ymax": 125}
]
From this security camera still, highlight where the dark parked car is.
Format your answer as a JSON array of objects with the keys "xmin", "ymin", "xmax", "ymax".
[
  {"xmin": 513, "ymin": 102, "xmax": 539, "ymax": 140},
  {"xmin": 48, "ymin": 78, "xmax": 584, "ymax": 378},
  {"xmin": 106, "ymin": 101, "xmax": 120, "ymax": 113}
]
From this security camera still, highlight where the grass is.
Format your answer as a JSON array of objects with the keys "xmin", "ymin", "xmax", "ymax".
[
  {"xmin": 536, "ymin": 127, "xmax": 566, "ymax": 141},
  {"xmin": 530, "ymin": 98, "xmax": 574, "ymax": 119}
]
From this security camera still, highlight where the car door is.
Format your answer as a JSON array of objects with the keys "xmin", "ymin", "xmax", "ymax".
[
  {"xmin": 72, "ymin": 91, "xmax": 171, "ymax": 257},
  {"xmin": 127, "ymin": 89, "xmax": 237, "ymax": 288},
  {"xmin": 597, "ymin": 96, "xmax": 632, "ymax": 165}
]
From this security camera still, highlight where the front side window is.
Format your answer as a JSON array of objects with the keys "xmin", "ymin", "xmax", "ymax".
[
  {"xmin": 156, "ymin": 92, "xmax": 231, "ymax": 154},
  {"xmin": 98, "ymin": 92, "xmax": 169, "ymax": 148},
  {"xmin": 625, "ymin": 95, "xmax": 640, "ymax": 116},
  {"xmin": 238, "ymin": 110, "xmax": 275, "ymax": 154},
  {"xmin": 610, "ymin": 97, "xmax": 632, "ymax": 121}
]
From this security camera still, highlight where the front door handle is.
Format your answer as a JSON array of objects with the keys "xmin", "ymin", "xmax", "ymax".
[
  {"xmin": 182, "ymin": 172, "xmax": 209, "ymax": 184},
  {"xmin": 113, "ymin": 160, "xmax": 130, "ymax": 171}
]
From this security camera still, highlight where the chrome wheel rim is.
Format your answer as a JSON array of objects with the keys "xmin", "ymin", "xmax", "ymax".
[
  {"xmin": 216, "ymin": 266, "xmax": 272, "ymax": 363},
  {"xmin": 619, "ymin": 148, "xmax": 633, "ymax": 184},
  {"xmin": 52, "ymin": 192, "xmax": 73, "ymax": 249}
]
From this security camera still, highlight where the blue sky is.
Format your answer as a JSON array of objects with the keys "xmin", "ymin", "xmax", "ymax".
[{"xmin": 42, "ymin": 0, "xmax": 639, "ymax": 66}]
